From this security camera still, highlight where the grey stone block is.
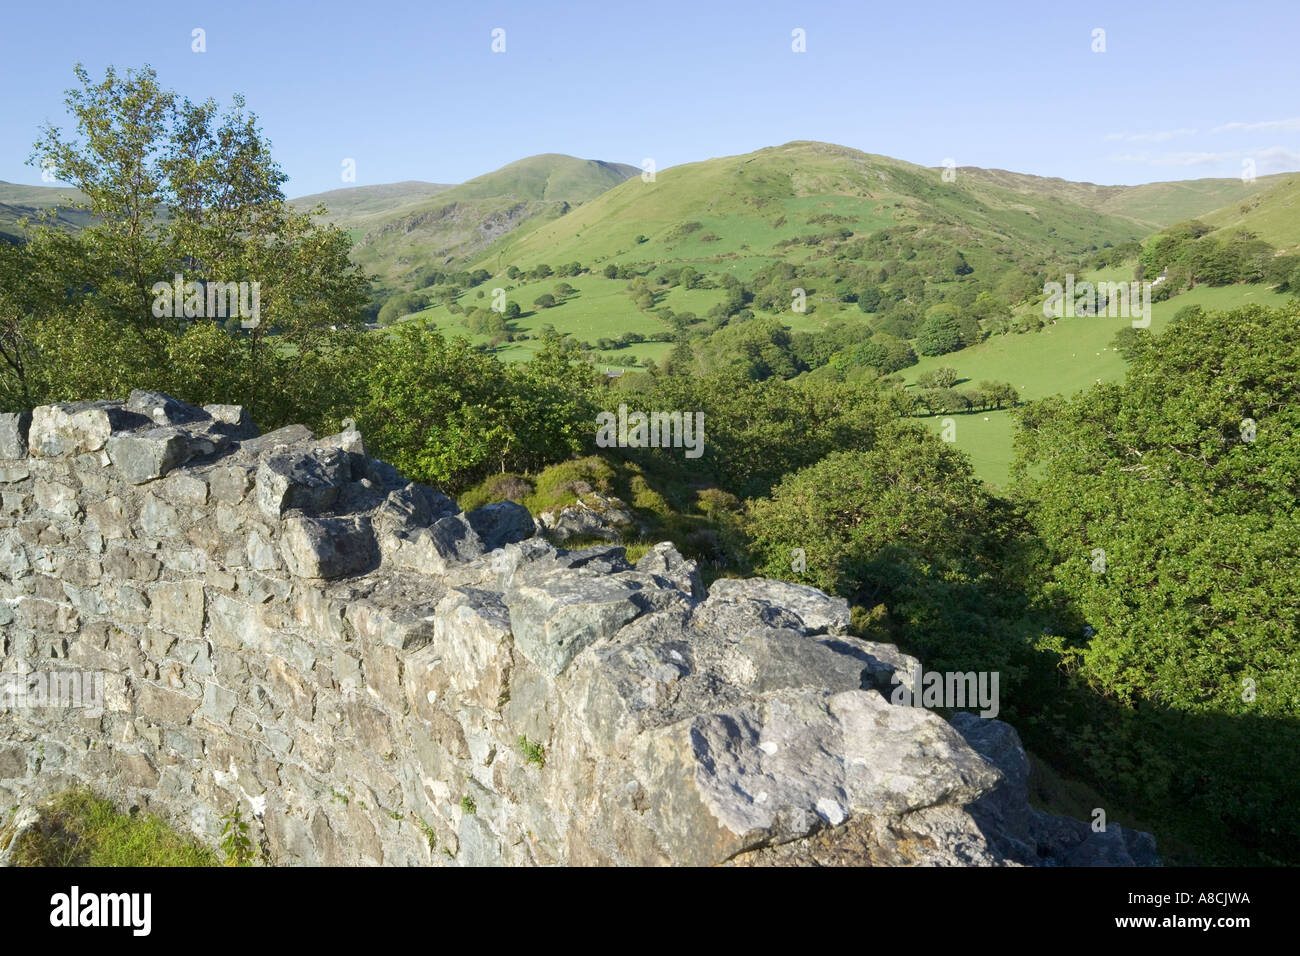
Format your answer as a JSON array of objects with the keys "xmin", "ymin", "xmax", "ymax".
[{"xmin": 0, "ymin": 411, "xmax": 31, "ymax": 460}]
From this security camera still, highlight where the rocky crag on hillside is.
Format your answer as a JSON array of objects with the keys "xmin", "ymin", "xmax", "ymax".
[{"xmin": 0, "ymin": 392, "xmax": 1158, "ymax": 866}]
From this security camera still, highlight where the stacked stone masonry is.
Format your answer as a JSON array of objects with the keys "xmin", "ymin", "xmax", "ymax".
[{"xmin": 0, "ymin": 392, "xmax": 1158, "ymax": 865}]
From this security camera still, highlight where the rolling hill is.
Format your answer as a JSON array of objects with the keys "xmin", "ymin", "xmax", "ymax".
[
  {"xmin": 334, "ymin": 154, "xmax": 639, "ymax": 284},
  {"xmin": 958, "ymin": 168, "xmax": 1287, "ymax": 231},
  {"xmin": 288, "ymin": 180, "xmax": 454, "ymax": 230},
  {"xmin": 474, "ymin": 141, "xmax": 1148, "ymax": 274},
  {"xmin": 371, "ymin": 142, "xmax": 1297, "ymax": 493},
  {"xmin": 396, "ymin": 142, "xmax": 1160, "ymax": 378},
  {"xmin": 0, "ymin": 181, "xmax": 89, "ymax": 241},
  {"xmin": 1201, "ymin": 173, "xmax": 1300, "ymax": 250}
]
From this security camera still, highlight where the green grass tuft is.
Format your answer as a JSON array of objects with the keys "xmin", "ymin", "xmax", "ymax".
[{"xmin": 6, "ymin": 788, "xmax": 222, "ymax": 867}]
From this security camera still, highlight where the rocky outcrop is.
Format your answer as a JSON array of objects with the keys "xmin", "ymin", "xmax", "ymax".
[
  {"xmin": 536, "ymin": 491, "xmax": 638, "ymax": 544},
  {"xmin": 0, "ymin": 393, "xmax": 1158, "ymax": 866}
]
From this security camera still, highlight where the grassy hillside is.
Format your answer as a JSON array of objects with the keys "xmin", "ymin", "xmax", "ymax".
[
  {"xmin": 475, "ymin": 141, "xmax": 1146, "ymax": 273},
  {"xmin": 443, "ymin": 146, "xmax": 1300, "ymax": 489},
  {"xmin": 289, "ymin": 180, "xmax": 453, "ymax": 229},
  {"xmin": 1101, "ymin": 174, "xmax": 1289, "ymax": 229},
  {"xmin": 353, "ymin": 144, "xmax": 1300, "ymax": 494},
  {"xmin": 448, "ymin": 154, "xmax": 638, "ymax": 202},
  {"xmin": 345, "ymin": 154, "xmax": 638, "ymax": 284},
  {"xmin": 1202, "ymin": 173, "xmax": 1300, "ymax": 250},
  {"xmin": 0, "ymin": 181, "xmax": 89, "ymax": 240},
  {"xmin": 959, "ymin": 168, "xmax": 1286, "ymax": 230}
]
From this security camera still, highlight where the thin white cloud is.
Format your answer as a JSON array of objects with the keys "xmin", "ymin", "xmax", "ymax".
[
  {"xmin": 1104, "ymin": 128, "xmax": 1196, "ymax": 143},
  {"xmin": 1109, "ymin": 146, "xmax": 1300, "ymax": 174},
  {"xmin": 1213, "ymin": 117, "xmax": 1300, "ymax": 133}
]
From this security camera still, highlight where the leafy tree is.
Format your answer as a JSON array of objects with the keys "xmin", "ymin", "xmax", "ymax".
[
  {"xmin": 0, "ymin": 241, "xmax": 42, "ymax": 408},
  {"xmin": 744, "ymin": 422, "xmax": 1034, "ymax": 678},
  {"xmin": 1014, "ymin": 302, "xmax": 1300, "ymax": 863},
  {"xmin": 501, "ymin": 332, "xmax": 600, "ymax": 475},
  {"xmin": 977, "ymin": 381, "xmax": 1019, "ymax": 408},
  {"xmin": 632, "ymin": 371, "xmax": 892, "ymax": 498},
  {"xmin": 944, "ymin": 250, "xmax": 974, "ymax": 276},
  {"xmin": 916, "ymin": 308, "xmax": 963, "ymax": 356},
  {"xmin": 377, "ymin": 292, "xmax": 430, "ymax": 326},
  {"xmin": 355, "ymin": 324, "xmax": 512, "ymax": 491},
  {"xmin": 8, "ymin": 64, "xmax": 368, "ymax": 429},
  {"xmin": 1109, "ymin": 327, "xmax": 1150, "ymax": 362},
  {"xmin": 917, "ymin": 387, "xmax": 966, "ymax": 414},
  {"xmin": 917, "ymin": 366, "xmax": 959, "ymax": 388},
  {"xmin": 875, "ymin": 304, "xmax": 919, "ymax": 339}
]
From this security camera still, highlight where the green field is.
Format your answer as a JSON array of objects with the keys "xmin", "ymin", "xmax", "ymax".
[
  {"xmin": 395, "ymin": 261, "xmax": 1293, "ymax": 483},
  {"xmin": 399, "ymin": 273, "xmax": 712, "ymax": 369},
  {"xmin": 909, "ymin": 281, "xmax": 1293, "ymax": 484},
  {"xmin": 915, "ymin": 408, "xmax": 1017, "ymax": 488}
]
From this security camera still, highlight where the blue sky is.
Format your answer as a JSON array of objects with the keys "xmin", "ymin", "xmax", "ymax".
[{"xmin": 3, "ymin": 0, "xmax": 1298, "ymax": 195}]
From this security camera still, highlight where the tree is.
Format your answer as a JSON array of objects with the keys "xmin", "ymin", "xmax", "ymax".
[
  {"xmin": 1014, "ymin": 302, "xmax": 1300, "ymax": 862},
  {"xmin": 944, "ymin": 250, "xmax": 974, "ymax": 276},
  {"xmin": 917, "ymin": 366, "xmax": 959, "ymax": 389},
  {"xmin": 918, "ymin": 387, "xmax": 965, "ymax": 414},
  {"xmin": 501, "ymin": 332, "xmax": 600, "ymax": 474},
  {"xmin": 977, "ymin": 381, "xmax": 1019, "ymax": 408},
  {"xmin": 0, "ymin": 241, "xmax": 41, "ymax": 409},
  {"xmin": 633, "ymin": 370, "xmax": 892, "ymax": 497},
  {"xmin": 533, "ymin": 293, "xmax": 557, "ymax": 309},
  {"xmin": 10, "ymin": 64, "xmax": 368, "ymax": 429},
  {"xmin": 377, "ymin": 292, "xmax": 430, "ymax": 326},
  {"xmin": 916, "ymin": 309, "xmax": 963, "ymax": 356},
  {"xmin": 743, "ymin": 421, "xmax": 1031, "ymax": 677},
  {"xmin": 1109, "ymin": 327, "xmax": 1150, "ymax": 362},
  {"xmin": 356, "ymin": 324, "xmax": 511, "ymax": 491}
]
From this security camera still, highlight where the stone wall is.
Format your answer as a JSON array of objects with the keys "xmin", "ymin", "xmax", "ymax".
[{"xmin": 0, "ymin": 392, "xmax": 1158, "ymax": 865}]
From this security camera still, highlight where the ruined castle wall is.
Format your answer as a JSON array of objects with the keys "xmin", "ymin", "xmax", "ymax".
[{"xmin": 0, "ymin": 393, "xmax": 1158, "ymax": 866}]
